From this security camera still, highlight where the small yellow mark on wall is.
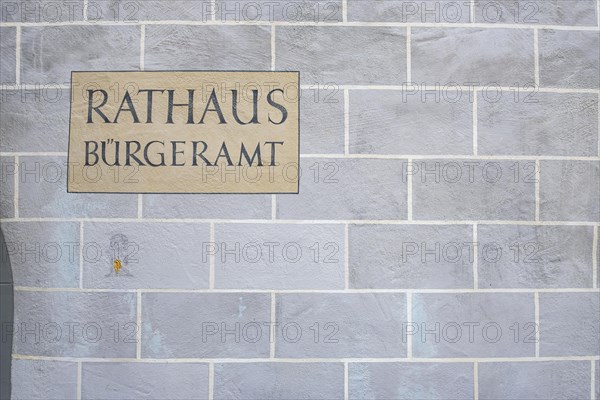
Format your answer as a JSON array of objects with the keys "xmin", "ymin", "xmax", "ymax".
[{"xmin": 113, "ymin": 259, "xmax": 123, "ymax": 274}]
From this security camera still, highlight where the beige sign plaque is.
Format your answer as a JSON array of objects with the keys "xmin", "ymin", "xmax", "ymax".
[{"xmin": 68, "ymin": 71, "xmax": 300, "ymax": 193}]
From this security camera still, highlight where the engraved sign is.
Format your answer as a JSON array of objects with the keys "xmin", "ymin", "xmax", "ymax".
[{"xmin": 68, "ymin": 71, "xmax": 300, "ymax": 193}]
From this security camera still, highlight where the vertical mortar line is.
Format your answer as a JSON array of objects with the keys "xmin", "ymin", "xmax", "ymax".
[
  {"xmin": 137, "ymin": 195, "xmax": 143, "ymax": 218},
  {"xmin": 208, "ymin": 362, "xmax": 215, "ymax": 400},
  {"xmin": 270, "ymin": 292, "xmax": 276, "ymax": 358},
  {"xmin": 535, "ymin": 159, "xmax": 540, "ymax": 221},
  {"xmin": 472, "ymin": 88, "xmax": 478, "ymax": 156},
  {"xmin": 597, "ymin": 93, "xmax": 599, "ymax": 158},
  {"xmin": 344, "ymin": 89, "xmax": 350, "ymax": 155},
  {"xmin": 533, "ymin": 28, "xmax": 539, "ymax": 87},
  {"xmin": 77, "ymin": 361, "xmax": 82, "ymax": 400},
  {"xmin": 344, "ymin": 223, "xmax": 349, "ymax": 290},
  {"xmin": 344, "ymin": 361, "xmax": 349, "ymax": 400},
  {"xmin": 271, "ymin": 25, "xmax": 276, "ymax": 71},
  {"xmin": 406, "ymin": 26, "xmax": 411, "ymax": 82},
  {"xmin": 79, "ymin": 221, "xmax": 84, "ymax": 289},
  {"xmin": 83, "ymin": 0, "xmax": 89, "ymax": 21},
  {"xmin": 597, "ymin": 0, "xmax": 600, "ymax": 28},
  {"xmin": 593, "ymin": 225, "xmax": 598, "ymax": 289},
  {"xmin": 592, "ymin": 359, "xmax": 597, "ymax": 400},
  {"xmin": 15, "ymin": 26, "xmax": 21, "ymax": 85},
  {"xmin": 136, "ymin": 290, "xmax": 142, "ymax": 358},
  {"xmin": 210, "ymin": 223, "xmax": 215, "ymax": 289},
  {"xmin": 211, "ymin": 0, "xmax": 217, "ymax": 21},
  {"xmin": 406, "ymin": 292, "xmax": 412, "ymax": 358},
  {"xmin": 473, "ymin": 224, "xmax": 478, "ymax": 289},
  {"xmin": 271, "ymin": 195, "xmax": 277, "ymax": 220},
  {"xmin": 534, "ymin": 291, "xmax": 540, "ymax": 357},
  {"xmin": 407, "ymin": 158, "xmax": 413, "ymax": 221},
  {"xmin": 342, "ymin": 0, "xmax": 348, "ymax": 22},
  {"xmin": 13, "ymin": 155, "xmax": 19, "ymax": 219},
  {"xmin": 469, "ymin": 0, "xmax": 475, "ymax": 23},
  {"xmin": 473, "ymin": 361, "xmax": 479, "ymax": 400},
  {"xmin": 140, "ymin": 24, "xmax": 146, "ymax": 71}
]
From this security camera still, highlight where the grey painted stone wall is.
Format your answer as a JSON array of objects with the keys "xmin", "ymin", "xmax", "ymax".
[{"xmin": 0, "ymin": 0, "xmax": 598, "ymax": 399}]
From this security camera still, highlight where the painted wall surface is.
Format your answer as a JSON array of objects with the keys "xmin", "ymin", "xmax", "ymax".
[{"xmin": 0, "ymin": 0, "xmax": 599, "ymax": 399}]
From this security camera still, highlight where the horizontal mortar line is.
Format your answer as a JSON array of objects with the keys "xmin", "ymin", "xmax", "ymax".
[
  {"xmin": 12, "ymin": 354, "xmax": 600, "ymax": 363},
  {"xmin": 0, "ymin": 20, "xmax": 599, "ymax": 31},
  {"xmin": 13, "ymin": 286, "xmax": 600, "ymax": 294},
  {"xmin": 299, "ymin": 85, "xmax": 600, "ymax": 94},
  {"xmin": 1, "ymin": 218, "xmax": 599, "ymax": 226},
  {"xmin": 1, "ymin": 152, "xmax": 599, "ymax": 162}
]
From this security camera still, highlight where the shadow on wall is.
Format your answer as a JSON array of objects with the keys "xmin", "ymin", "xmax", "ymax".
[{"xmin": 0, "ymin": 227, "xmax": 13, "ymax": 400}]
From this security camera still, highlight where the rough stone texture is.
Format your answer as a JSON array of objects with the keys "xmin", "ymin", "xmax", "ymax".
[
  {"xmin": 539, "ymin": 292, "xmax": 600, "ymax": 356},
  {"xmin": 2, "ymin": 221, "xmax": 80, "ymax": 287},
  {"xmin": 276, "ymin": 26, "xmax": 407, "ymax": 85},
  {"xmin": 348, "ymin": 0, "xmax": 471, "ymax": 22},
  {"xmin": 214, "ymin": 363, "xmax": 344, "ymax": 399},
  {"xmin": 0, "ymin": 0, "xmax": 85, "ymax": 22},
  {"xmin": 412, "ymin": 28, "xmax": 534, "ymax": 86},
  {"xmin": 11, "ymin": 359, "xmax": 77, "ymax": 400},
  {"xmin": 597, "ymin": 360, "xmax": 600, "ymax": 399},
  {"xmin": 0, "ymin": 88, "xmax": 70, "ymax": 152},
  {"xmin": 412, "ymin": 293, "xmax": 535, "ymax": 357},
  {"xmin": 18, "ymin": 156, "xmax": 138, "ymax": 218},
  {"xmin": 479, "ymin": 361, "xmax": 591, "ymax": 399},
  {"xmin": 540, "ymin": 160, "xmax": 600, "ymax": 221},
  {"xmin": 277, "ymin": 158, "xmax": 407, "ymax": 220},
  {"xmin": 0, "ymin": 156, "xmax": 15, "ymax": 218},
  {"xmin": 301, "ymin": 88, "xmax": 345, "ymax": 154},
  {"xmin": 348, "ymin": 362, "xmax": 474, "ymax": 399},
  {"xmin": 275, "ymin": 293, "xmax": 407, "ymax": 358},
  {"xmin": 143, "ymin": 194, "xmax": 272, "ymax": 219},
  {"xmin": 82, "ymin": 362, "xmax": 209, "ymax": 399},
  {"xmin": 141, "ymin": 292, "xmax": 271, "ymax": 358},
  {"xmin": 216, "ymin": 0, "xmax": 343, "ymax": 22},
  {"xmin": 412, "ymin": 159, "xmax": 536, "ymax": 220},
  {"xmin": 540, "ymin": 30, "xmax": 600, "ymax": 89},
  {"xmin": 478, "ymin": 92, "xmax": 599, "ymax": 156},
  {"xmin": 214, "ymin": 223, "xmax": 345, "ymax": 289},
  {"xmin": 89, "ymin": 0, "xmax": 206, "ymax": 21},
  {"xmin": 13, "ymin": 291, "xmax": 137, "ymax": 357},
  {"xmin": 83, "ymin": 222, "xmax": 210, "ymax": 289},
  {"xmin": 474, "ymin": 0, "xmax": 598, "ymax": 25},
  {"xmin": 349, "ymin": 224, "xmax": 473, "ymax": 289},
  {"xmin": 145, "ymin": 25, "xmax": 270, "ymax": 70},
  {"xmin": 20, "ymin": 26, "xmax": 140, "ymax": 84},
  {"xmin": 349, "ymin": 89, "xmax": 472, "ymax": 155},
  {"xmin": 477, "ymin": 225, "xmax": 594, "ymax": 288},
  {"xmin": 0, "ymin": 26, "xmax": 16, "ymax": 84}
]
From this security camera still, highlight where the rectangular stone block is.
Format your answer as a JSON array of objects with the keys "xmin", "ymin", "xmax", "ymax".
[
  {"xmin": 2, "ymin": 221, "xmax": 80, "ymax": 288},
  {"xmin": 348, "ymin": 0, "xmax": 471, "ymax": 22},
  {"xmin": 216, "ymin": 0, "xmax": 343, "ymax": 22},
  {"xmin": 0, "ymin": 156, "xmax": 15, "ymax": 218},
  {"xmin": 141, "ymin": 292, "xmax": 270, "ymax": 358},
  {"xmin": 143, "ymin": 194, "xmax": 271, "ymax": 219},
  {"xmin": 21, "ymin": 26, "xmax": 140, "ymax": 84},
  {"xmin": 349, "ymin": 224, "xmax": 473, "ymax": 289},
  {"xmin": 83, "ymin": 222, "xmax": 210, "ymax": 289},
  {"xmin": 301, "ymin": 88, "xmax": 345, "ymax": 154},
  {"xmin": 214, "ymin": 363, "xmax": 344, "ymax": 399},
  {"xmin": 18, "ymin": 156, "xmax": 138, "ymax": 218},
  {"xmin": 276, "ymin": 26, "xmax": 406, "ymax": 85},
  {"xmin": 0, "ymin": 88, "xmax": 70, "ymax": 152},
  {"xmin": 145, "ymin": 25, "xmax": 270, "ymax": 70},
  {"xmin": 478, "ymin": 91, "xmax": 598, "ymax": 156},
  {"xmin": 539, "ymin": 292, "xmax": 600, "ymax": 356},
  {"xmin": 11, "ymin": 359, "xmax": 77, "ymax": 400},
  {"xmin": 478, "ymin": 225, "xmax": 594, "ymax": 288},
  {"xmin": 479, "ymin": 361, "xmax": 591, "ymax": 399},
  {"xmin": 540, "ymin": 160, "xmax": 600, "ymax": 221},
  {"xmin": 82, "ymin": 362, "xmax": 209, "ymax": 399},
  {"xmin": 0, "ymin": 0, "xmax": 85, "ymax": 22},
  {"xmin": 540, "ymin": 30, "xmax": 600, "ymax": 89},
  {"xmin": 275, "ymin": 293, "xmax": 406, "ymax": 358},
  {"xmin": 349, "ymin": 363, "xmax": 474, "ymax": 399},
  {"xmin": 277, "ymin": 158, "xmax": 407, "ymax": 220},
  {"xmin": 89, "ymin": 0, "xmax": 206, "ymax": 21},
  {"xmin": 412, "ymin": 159, "xmax": 536, "ymax": 220},
  {"xmin": 474, "ymin": 0, "xmax": 598, "ymax": 25},
  {"xmin": 214, "ymin": 223, "xmax": 344, "ymax": 289},
  {"xmin": 349, "ymin": 89, "xmax": 472, "ymax": 155},
  {"xmin": 411, "ymin": 293, "xmax": 535, "ymax": 357},
  {"xmin": 14, "ymin": 291, "xmax": 137, "ymax": 357},
  {"xmin": 412, "ymin": 28, "xmax": 534, "ymax": 86},
  {"xmin": 0, "ymin": 26, "xmax": 16, "ymax": 84}
]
